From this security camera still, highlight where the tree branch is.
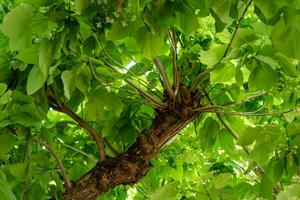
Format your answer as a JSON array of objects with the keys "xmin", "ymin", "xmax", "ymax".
[
  {"xmin": 63, "ymin": 107, "xmax": 197, "ymax": 200},
  {"xmin": 58, "ymin": 104, "xmax": 106, "ymax": 162},
  {"xmin": 153, "ymin": 57, "xmax": 175, "ymax": 98},
  {"xmin": 46, "ymin": 89, "xmax": 106, "ymax": 162},
  {"xmin": 190, "ymin": 0, "xmax": 253, "ymax": 91},
  {"xmin": 34, "ymin": 139, "xmax": 72, "ymax": 190}
]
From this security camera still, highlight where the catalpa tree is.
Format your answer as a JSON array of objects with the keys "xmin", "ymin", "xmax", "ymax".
[{"xmin": 0, "ymin": 0, "xmax": 300, "ymax": 199}]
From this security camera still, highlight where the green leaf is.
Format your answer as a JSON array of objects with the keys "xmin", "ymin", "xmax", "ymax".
[
  {"xmin": 211, "ymin": 0, "xmax": 232, "ymax": 24},
  {"xmin": 23, "ymin": 0, "xmax": 50, "ymax": 7},
  {"xmin": 178, "ymin": 1, "xmax": 199, "ymax": 34},
  {"xmin": 248, "ymin": 62, "xmax": 279, "ymax": 91},
  {"xmin": 237, "ymin": 126, "xmax": 262, "ymax": 146},
  {"xmin": 275, "ymin": 53, "xmax": 298, "ymax": 77},
  {"xmin": 212, "ymin": 173, "xmax": 232, "ymax": 189},
  {"xmin": 26, "ymin": 65, "xmax": 47, "ymax": 95},
  {"xmin": 16, "ymin": 46, "xmax": 39, "ymax": 64},
  {"xmin": 199, "ymin": 45, "xmax": 226, "ymax": 66},
  {"xmin": 7, "ymin": 163, "xmax": 27, "ymax": 179},
  {"xmin": 253, "ymin": 0, "xmax": 288, "ymax": 24},
  {"xmin": 210, "ymin": 63, "xmax": 235, "ymax": 84},
  {"xmin": 107, "ymin": 19, "xmax": 140, "ymax": 41},
  {"xmin": 85, "ymin": 87, "xmax": 107, "ymax": 120},
  {"xmin": 75, "ymin": 0, "xmax": 90, "ymax": 12},
  {"xmin": 150, "ymin": 181, "xmax": 179, "ymax": 200},
  {"xmin": 30, "ymin": 13, "xmax": 50, "ymax": 37},
  {"xmin": 260, "ymin": 169, "xmax": 274, "ymax": 200},
  {"xmin": 76, "ymin": 64, "xmax": 91, "ymax": 93},
  {"xmin": 61, "ymin": 70, "xmax": 76, "ymax": 99},
  {"xmin": 0, "ymin": 134, "xmax": 16, "ymax": 157},
  {"xmin": 251, "ymin": 141, "xmax": 274, "ymax": 166},
  {"xmin": 83, "ymin": 36, "xmax": 97, "ymax": 56},
  {"xmin": 10, "ymin": 103, "xmax": 45, "ymax": 127},
  {"xmin": 277, "ymin": 184, "xmax": 300, "ymax": 200},
  {"xmin": 0, "ymin": 90, "xmax": 12, "ymax": 105},
  {"xmin": 0, "ymin": 4, "xmax": 32, "ymax": 51},
  {"xmin": 235, "ymin": 68, "xmax": 244, "ymax": 84},
  {"xmin": 271, "ymin": 14, "xmax": 300, "ymax": 59},
  {"xmin": 0, "ymin": 170, "xmax": 17, "ymax": 200},
  {"xmin": 255, "ymin": 55, "xmax": 279, "ymax": 69},
  {"xmin": 106, "ymin": 93, "xmax": 124, "ymax": 117},
  {"xmin": 198, "ymin": 117, "xmax": 219, "ymax": 150},
  {"xmin": 232, "ymin": 28, "xmax": 259, "ymax": 48},
  {"xmin": 219, "ymin": 129, "xmax": 235, "ymax": 155},
  {"xmin": 39, "ymin": 38, "xmax": 54, "ymax": 77},
  {"xmin": 0, "ymin": 83, "xmax": 7, "ymax": 96},
  {"xmin": 136, "ymin": 27, "xmax": 163, "ymax": 59}
]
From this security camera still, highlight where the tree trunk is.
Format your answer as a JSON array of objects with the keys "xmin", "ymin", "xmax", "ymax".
[{"xmin": 63, "ymin": 104, "xmax": 198, "ymax": 200}]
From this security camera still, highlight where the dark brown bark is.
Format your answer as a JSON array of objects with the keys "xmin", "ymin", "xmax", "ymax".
[{"xmin": 63, "ymin": 86, "xmax": 199, "ymax": 200}]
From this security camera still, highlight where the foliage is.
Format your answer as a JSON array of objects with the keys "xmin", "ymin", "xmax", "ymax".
[{"xmin": 0, "ymin": 0, "xmax": 300, "ymax": 199}]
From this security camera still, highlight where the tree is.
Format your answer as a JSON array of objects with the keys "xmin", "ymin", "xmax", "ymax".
[{"xmin": 0, "ymin": 0, "xmax": 300, "ymax": 199}]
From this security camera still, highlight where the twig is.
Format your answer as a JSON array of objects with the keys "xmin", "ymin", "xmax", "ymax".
[
  {"xmin": 208, "ymin": 109, "xmax": 293, "ymax": 116},
  {"xmin": 58, "ymin": 141, "xmax": 97, "ymax": 163},
  {"xmin": 126, "ymin": 79, "xmax": 167, "ymax": 108},
  {"xmin": 190, "ymin": 0, "xmax": 253, "ymax": 91},
  {"xmin": 193, "ymin": 105, "xmax": 235, "ymax": 112},
  {"xmin": 202, "ymin": 90, "xmax": 250, "ymax": 154},
  {"xmin": 245, "ymin": 92, "xmax": 268, "ymax": 101},
  {"xmin": 89, "ymin": 58, "xmax": 164, "ymax": 108},
  {"xmin": 34, "ymin": 139, "xmax": 72, "ymax": 189},
  {"xmin": 90, "ymin": 57, "xmax": 164, "ymax": 100},
  {"xmin": 167, "ymin": 28, "xmax": 180, "ymax": 99},
  {"xmin": 153, "ymin": 57, "xmax": 175, "ymax": 98},
  {"xmin": 110, "ymin": 42, "xmax": 150, "ymax": 80},
  {"xmin": 94, "ymin": 36, "xmax": 164, "ymax": 98}
]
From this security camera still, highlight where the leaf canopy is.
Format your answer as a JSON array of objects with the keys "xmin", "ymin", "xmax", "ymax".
[{"xmin": 0, "ymin": 0, "xmax": 300, "ymax": 200}]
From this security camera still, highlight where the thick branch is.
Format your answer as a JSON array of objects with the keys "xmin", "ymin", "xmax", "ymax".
[
  {"xmin": 35, "ymin": 139, "xmax": 72, "ymax": 189},
  {"xmin": 63, "ymin": 100, "xmax": 198, "ymax": 200},
  {"xmin": 153, "ymin": 57, "xmax": 175, "ymax": 98},
  {"xmin": 190, "ymin": 0, "xmax": 253, "ymax": 91}
]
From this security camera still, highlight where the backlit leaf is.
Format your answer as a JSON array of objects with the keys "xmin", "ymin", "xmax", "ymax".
[
  {"xmin": 0, "ymin": 4, "xmax": 32, "ymax": 50},
  {"xmin": 136, "ymin": 27, "xmax": 163, "ymax": 59}
]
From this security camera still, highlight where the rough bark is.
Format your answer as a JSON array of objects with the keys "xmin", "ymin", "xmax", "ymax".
[{"xmin": 63, "ymin": 86, "xmax": 200, "ymax": 200}]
